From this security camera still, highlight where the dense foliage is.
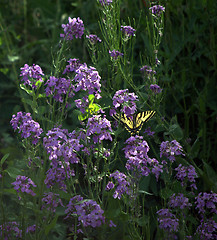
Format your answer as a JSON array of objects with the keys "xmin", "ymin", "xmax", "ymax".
[{"xmin": 0, "ymin": 0, "xmax": 217, "ymax": 239}]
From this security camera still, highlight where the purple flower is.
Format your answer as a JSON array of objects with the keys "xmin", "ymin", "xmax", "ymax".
[
  {"xmin": 109, "ymin": 171, "xmax": 131, "ymax": 199},
  {"xmin": 42, "ymin": 192, "xmax": 64, "ymax": 212},
  {"xmin": 65, "ymin": 196, "xmax": 105, "ymax": 228},
  {"xmin": 157, "ymin": 209, "xmax": 179, "ymax": 233},
  {"xmin": 160, "ymin": 140, "xmax": 184, "ymax": 163},
  {"xmin": 140, "ymin": 65, "xmax": 156, "ymax": 79},
  {"xmin": 144, "ymin": 127, "xmax": 155, "ymax": 136},
  {"xmin": 110, "ymin": 89, "xmax": 138, "ymax": 117},
  {"xmin": 26, "ymin": 225, "xmax": 37, "ymax": 234},
  {"xmin": 149, "ymin": 5, "xmax": 165, "ymax": 17},
  {"xmin": 106, "ymin": 181, "xmax": 115, "ymax": 191},
  {"xmin": 123, "ymin": 135, "xmax": 163, "ymax": 179},
  {"xmin": 195, "ymin": 192, "xmax": 217, "ymax": 215},
  {"xmin": 86, "ymin": 115, "xmax": 113, "ymax": 144},
  {"xmin": 45, "ymin": 76, "xmax": 75, "ymax": 103},
  {"xmin": 109, "ymin": 50, "xmax": 124, "ymax": 60},
  {"xmin": 196, "ymin": 218, "xmax": 217, "ymax": 240},
  {"xmin": 99, "ymin": 0, "xmax": 112, "ymax": 6},
  {"xmin": 44, "ymin": 166, "xmax": 75, "ymax": 192},
  {"xmin": 86, "ymin": 34, "xmax": 102, "ymax": 44},
  {"xmin": 63, "ymin": 58, "xmax": 82, "ymax": 74},
  {"xmin": 10, "ymin": 112, "xmax": 43, "ymax": 144},
  {"xmin": 74, "ymin": 64, "xmax": 102, "ymax": 99},
  {"xmin": 169, "ymin": 193, "xmax": 192, "ymax": 210},
  {"xmin": 150, "ymin": 84, "xmax": 162, "ymax": 94},
  {"xmin": 60, "ymin": 17, "xmax": 84, "ymax": 40},
  {"xmin": 0, "ymin": 222, "xmax": 22, "ymax": 239},
  {"xmin": 175, "ymin": 164, "xmax": 198, "ymax": 190},
  {"xmin": 121, "ymin": 25, "xmax": 136, "ymax": 37},
  {"xmin": 43, "ymin": 127, "xmax": 83, "ymax": 191},
  {"xmin": 20, "ymin": 64, "xmax": 44, "ymax": 89},
  {"xmin": 12, "ymin": 175, "xmax": 36, "ymax": 197},
  {"xmin": 43, "ymin": 127, "xmax": 83, "ymax": 164}
]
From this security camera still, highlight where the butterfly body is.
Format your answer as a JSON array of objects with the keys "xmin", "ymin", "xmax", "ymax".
[{"xmin": 113, "ymin": 111, "xmax": 155, "ymax": 135}]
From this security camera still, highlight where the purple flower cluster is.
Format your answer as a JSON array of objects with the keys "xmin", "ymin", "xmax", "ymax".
[
  {"xmin": 42, "ymin": 192, "xmax": 64, "ymax": 213},
  {"xmin": 86, "ymin": 34, "xmax": 102, "ymax": 44},
  {"xmin": 45, "ymin": 76, "xmax": 75, "ymax": 103},
  {"xmin": 20, "ymin": 64, "xmax": 44, "ymax": 89},
  {"xmin": 144, "ymin": 127, "xmax": 155, "ymax": 136},
  {"xmin": 74, "ymin": 64, "xmax": 102, "ymax": 99},
  {"xmin": 60, "ymin": 17, "xmax": 84, "ymax": 40},
  {"xmin": 149, "ymin": 5, "xmax": 165, "ymax": 17},
  {"xmin": 121, "ymin": 25, "xmax": 136, "ymax": 37},
  {"xmin": 123, "ymin": 135, "xmax": 163, "ymax": 179},
  {"xmin": 43, "ymin": 127, "xmax": 83, "ymax": 164},
  {"xmin": 175, "ymin": 164, "xmax": 198, "ymax": 190},
  {"xmin": 169, "ymin": 193, "xmax": 192, "ymax": 210},
  {"xmin": 157, "ymin": 209, "xmax": 179, "ymax": 233},
  {"xmin": 140, "ymin": 65, "xmax": 156, "ymax": 79},
  {"xmin": 43, "ymin": 127, "xmax": 83, "ymax": 191},
  {"xmin": 196, "ymin": 218, "xmax": 217, "ymax": 240},
  {"xmin": 63, "ymin": 58, "xmax": 82, "ymax": 74},
  {"xmin": 65, "ymin": 195, "xmax": 105, "ymax": 228},
  {"xmin": 86, "ymin": 115, "xmax": 112, "ymax": 144},
  {"xmin": 160, "ymin": 140, "xmax": 184, "ymax": 163},
  {"xmin": 12, "ymin": 175, "xmax": 36, "ymax": 197},
  {"xmin": 110, "ymin": 89, "xmax": 138, "ymax": 116},
  {"xmin": 150, "ymin": 84, "xmax": 162, "ymax": 94},
  {"xmin": 106, "ymin": 171, "xmax": 131, "ymax": 199},
  {"xmin": 10, "ymin": 112, "xmax": 43, "ymax": 144},
  {"xmin": 0, "ymin": 222, "xmax": 22, "ymax": 239},
  {"xmin": 99, "ymin": 0, "xmax": 112, "ymax": 6},
  {"xmin": 195, "ymin": 192, "xmax": 217, "ymax": 215},
  {"xmin": 109, "ymin": 50, "xmax": 124, "ymax": 60}
]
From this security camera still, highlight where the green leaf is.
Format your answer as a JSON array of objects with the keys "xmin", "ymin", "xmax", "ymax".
[
  {"xmin": 8, "ymin": 55, "xmax": 19, "ymax": 62},
  {"xmin": 4, "ymin": 167, "xmax": 21, "ymax": 179},
  {"xmin": 45, "ymin": 215, "xmax": 58, "ymax": 235},
  {"xmin": 20, "ymin": 84, "xmax": 33, "ymax": 95},
  {"xmin": 0, "ymin": 153, "xmax": 9, "ymax": 165},
  {"xmin": 168, "ymin": 123, "xmax": 183, "ymax": 140}
]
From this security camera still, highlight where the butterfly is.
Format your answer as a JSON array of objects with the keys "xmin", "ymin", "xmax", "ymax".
[{"xmin": 113, "ymin": 111, "xmax": 155, "ymax": 135}]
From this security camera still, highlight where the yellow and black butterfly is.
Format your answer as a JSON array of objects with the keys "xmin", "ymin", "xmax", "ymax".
[{"xmin": 113, "ymin": 111, "xmax": 155, "ymax": 135}]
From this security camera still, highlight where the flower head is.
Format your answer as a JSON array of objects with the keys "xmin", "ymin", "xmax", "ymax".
[
  {"xmin": 86, "ymin": 34, "xmax": 102, "ymax": 44},
  {"xmin": 109, "ymin": 50, "xmax": 123, "ymax": 60},
  {"xmin": 45, "ymin": 76, "xmax": 75, "ymax": 103},
  {"xmin": 20, "ymin": 64, "xmax": 44, "ymax": 89},
  {"xmin": 123, "ymin": 135, "xmax": 163, "ymax": 179},
  {"xmin": 12, "ymin": 175, "xmax": 36, "ymax": 197},
  {"xmin": 74, "ymin": 64, "xmax": 102, "ymax": 99},
  {"xmin": 10, "ymin": 112, "xmax": 43, "ymax": 144},
  {"xmin": 108, "ymin": 171, "xmax": 131, "ymax": 199},
  {"xmin": 86, "ymin": 115, "xmax": 113, "ymax": 144},
  {"xmin": 196, "ymin": 218, "xmax": 217, "ymax": 240},
  {"xmin": 175, "ymin": 164, "xmax": 198, "ymax": 190},
  {"xmin": 110, "ymin": 89, "xmax": 138, "ymax": 117},
  {"xmin": 150, "ymin": 84, "xmax": 162, "ymax": 94},
  {"xmin": 42, "ymin": 192, "xmax": 64, "ymax": 213},
  {"xmin": 121, "ymin": 25, "xmax": 136, "ymax": 37},
  {"xmin": 160, "ymin": 140, "xmax": 184, "ymax": 163},
  {"xmin": 195, "ymin": 192, "xmax": 217, "ymax": 215},
  {"xmin": 99, "ymin": 0, "xmax": 112, "ymax": 6},
  {"xmin": 63, "ymin": 58, "xmax": 82, "ymax": 74},
  {"xmin": 65, "ymin": 196, "xmax": 105, "ymax": 228},
  {"xmin": 157, "ymin": 209, "xmax": 179, "ymax": 233},
  {"xmin": 149, "ymin": 5, "xmax": 165, "ymax": 17},
  {"xmin": 60, "ymin": 17, "xmax": 84, "ymax": 40},
  {"xmin": 169, "ymin": 193, "xmax": 192, "ymax": 209}
]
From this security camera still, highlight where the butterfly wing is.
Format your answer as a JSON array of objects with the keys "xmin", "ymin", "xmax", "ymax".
[
  {"xmin": 113, "ymin": 113, "xmax": 134, "ymax": 135},
  {"xmin": 113, "ymin": 111, "xmax": 155, "ymax": 135},
  {"xmin": 133, "ymin": 111, "xmax": 156, "ymax": 135}
]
